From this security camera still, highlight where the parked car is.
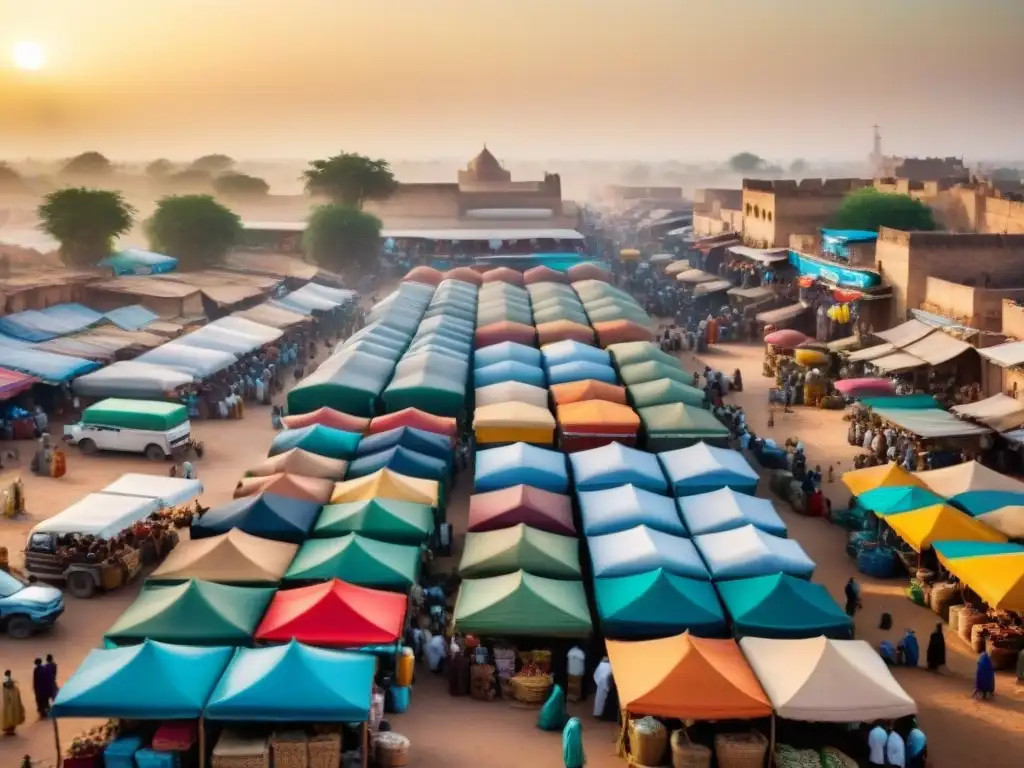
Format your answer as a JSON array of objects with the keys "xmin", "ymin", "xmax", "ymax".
[
  {"xmin": 0, "ymin": 568, "xmax": 64, "ymax": 639},
  {"xmin": 64, "ymin": 398, "xmax": 192, "ymax": 461}
]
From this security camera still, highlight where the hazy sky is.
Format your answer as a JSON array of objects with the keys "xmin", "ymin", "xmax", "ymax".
[{"xmin": 2, "ymin": 0, "xmax": 1022, "ymax": 162}]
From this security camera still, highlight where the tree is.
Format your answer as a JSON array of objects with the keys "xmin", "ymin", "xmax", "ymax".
[
  {"xmin": 37, "ymin": 187, "xmax": 136, "ymax": 266},
  {"xmin": 146, "ymin": 159, "xmax": 175, "ymax": 177},
  {"xmin": 833, "ymin": 188, "xmax": 937, "ymax": 232},
  {"xmin": 990, "ymin": 167, "xmax": 1021, "ymax": 182},
  {"xmin": 728, "ymin": 152, "xmax": 767, "ymax": 174},
  {"xmin": 146, "ymin": 195, "xmax": 242, "ymax": 271},
  {"xmin": 213, "ymin": 172, "xmax": 270, "ymax": 198},
  {"xmin": 62, "ymin": 151, "xmax": 113, "ymax": 176},
  {"xmin": 0, "ymin": 162, "xmax": 25, "ymax": 192},
  {"xmin": 302, "ymin": 152, "xmax": 398, "ymax": 208},
  {"xmin": 303, "ymin": 204, "xmax": 382, "ymax": 274},
  {"xmin": 165, "ymin": 169, "xmax": 212, "ymax": 192},
  {"xmin": 189, "ymin": 154, "xmax": 234, "ymax": 174},
  {"xmin": 789, "ymin": 158, "xmax": 809, "ymax": 175}
]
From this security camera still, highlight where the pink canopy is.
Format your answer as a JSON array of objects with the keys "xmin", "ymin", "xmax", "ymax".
[
  {"xmin": 764, "ymin": 329, "xmax": 808, "ymax": 348},
  {"xmin": 833, "ymin": 377, "xmax": 896, "ymax": 397},
  {"xmin": 481, "ymin": 267, "xmax": 525, "ymax": 286}
]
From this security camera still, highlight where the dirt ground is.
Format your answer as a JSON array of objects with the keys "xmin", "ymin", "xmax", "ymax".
[{"xmin": 1, "ymin": 340, "xmax": 1023, "ymax": 767}]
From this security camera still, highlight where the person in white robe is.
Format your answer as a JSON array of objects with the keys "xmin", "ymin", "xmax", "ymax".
[{"xmin": 592, "ymin": 657, "xmax": 612, "ymax": 717}]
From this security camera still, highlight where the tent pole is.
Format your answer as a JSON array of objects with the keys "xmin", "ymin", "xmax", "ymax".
[
  {"xmin": 769, "ymin": 715, "xmax": 776, "ymax": 758},
  {"xmin": 362, "ymin": 722, "xmax": 369, "ymax": 768},
  {"xmin": 199, "ymin": 716, "xmax": 207, "ymax": 768},
  {"xmin": 53, "ymin": 718, "xmax": 62, "ymax": 767}
]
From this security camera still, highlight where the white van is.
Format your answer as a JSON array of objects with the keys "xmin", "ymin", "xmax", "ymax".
[{"xmin": 64, "ymin": 398, "xmax": 191, "ymax": 461}]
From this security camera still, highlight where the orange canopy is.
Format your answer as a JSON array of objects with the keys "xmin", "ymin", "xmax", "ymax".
[
  {"xmin": 402, "ymin": 266, "xmax": 443, "ymax": 286},
  {"xmin": 475, "ymin": 321, "xmax": 537, "ymax": 350},
  {"xmin": 481, "ymin": 267, "xmax": 525, "ymax": 286},
  {"xmin": 557, "ymin": 400, "xmax": 640, "ymax": 433},
  {"xmin": 234, "ymin": 472, "xmax": 335, "ymax": 504},
  {"xmin": 444, "ymin": 266, "xmax": 484, "ymax": 286},
  {"xmin": 550, "ymin": 379, "xmax": 627, "ymax": 406},
  {"xmin": 567, "ymin": 263, "xmax": 612, "ymax": 283},
  {"xmin": 282, "ymin": 407, "xmax": 370, "ymax": 433},
  {"xmin": 523, "ymin": 266, "xmax": 569, "ymax": 285},
  {"xmin": 607, "ymin": 632, "xmax": 771, "ymax": 720},
  {"xmin": 537, "ymin": 320, "xmax": 596, "ymax": 346},
  {"xmin": 594, "ymin": 319, "xmax": 655, "ymax": 348},
  {"xmin": 368, "ymin": 408, "xmax": 457, "ymax": 440}
]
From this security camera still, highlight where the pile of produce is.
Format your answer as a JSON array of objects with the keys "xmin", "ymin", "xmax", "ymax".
[
  {"xmin": 774, "ymin": 744, "xmax": 821, "ymax": 768},
  {"xmin": 821, "ymin": 747, "xmax": 858, "ymax": 768},
  {"xmin": 66, "ymin": 720, "xmax": 119, "ymax": 760},
  {"xmin": 155, "ymin": 500, "xmax": 207, "ymax": 529}
]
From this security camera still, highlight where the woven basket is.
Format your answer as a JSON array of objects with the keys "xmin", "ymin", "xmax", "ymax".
[
  {"xmin": 714, "ymin": 731, "xmax": 768, "ymax": 768},
  {"xmin": 376, "ymin": 733, "xmax": 410, "ymax": 768},
  {"xmin": 959, "ymin": 609, "xmax": 987, "ymax": 645},
  {"xmin": 671, "ymin": 730, "xmax": 711, "ymax": 768},
  {"xmin": 985, "ymin": 640, "xmax": 1019, "ymax": 671},
  {"xmin": 212, "ymin": 734, "xmax": 270, "ymax": 768},
  {"xmin": 948, "ymin": 604, "xmax": 965, "ymax": 634},
  {"xmin": 309, "ymin": 733, "xmax": 341, "ymax": 768},
  {"xmin": 628, "ymin": 717, "xmax": 668, "ymax": 767},
  {"xmin": 510, "ymin": 674, "xmax": 552, "ymax": 704},
  {"xmin": 272, "ymin": 732, "xmax": 309, "ymax": 768}
]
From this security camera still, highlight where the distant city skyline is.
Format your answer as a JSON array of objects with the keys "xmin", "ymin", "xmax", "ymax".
[{"xmin": 2, "ymin": 0, "xmax": 1022, "ymax": 161}]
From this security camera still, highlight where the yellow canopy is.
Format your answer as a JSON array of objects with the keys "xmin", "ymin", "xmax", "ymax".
[
  {"xmin": 936, "ymin": 551, "xmax": 1024, "ymax": 612},
  {"xmin": 842, "ymin": 463, "xmax": 924, "ymax": 497},
  {"xmin": 330, "ymin": 468, "xmax": 439, "ymax": 506},
  {"xmin": 620, "ymin": 248, "xmax": 641, "ymax": 261},
  {"xmin": 473, "ymin": 402, "xmax": 556, "ymax": 446},
  {"xmin": 885, "ymin": 504, "xmax": 1007, "ymax": 552}
]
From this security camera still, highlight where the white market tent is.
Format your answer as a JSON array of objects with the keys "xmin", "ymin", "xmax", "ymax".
[
  {"xmin": 901, "ymin": 332, "xmax": 973, "ymax": 366},
  {"xmin": 874, "ymin": 319, "xmax": 936, "ymax": 347},
  {"xmin": 676, "ymin": 269, "xmax": 718, "ymax": 284},
  {"xmin": 474, "ymin": 381, "xmax": 549, "ymax": 409},
  {"xmin": 677, "ymin": 488, "xmax": 787, "ymax": 537},
  {"xmin": 578, "ymin": 484, "xmax": 688, "ymax": 537},
  {"xmin": 740, "ymin": 636, "xmax": 916, "ymax": 722},
  {"xmin": 952, "ymin": 393, "xmax": 1024, "ymax": 432},
  {"xmin": 135, "ymin": 343, "xmax": 236, "ymax": 378},
  {"xmin": 587, "ymin": 525, "xmax": 709, "ymax": 580},
  {"xmin": 693, "ymin": 279, "xmax": 733, "ymax": 298},
  {"xmin": 694, "ymin": 525, "xmax": 815, "ymax": 581},
  {"xmin": 32, "ymin": 494, "xmax": 160, "ymax": 539},
  {"xmin": 846, "ymin": 343, "xmax": 896, "ymax": 362},
  {"xmin": 914, "ymin": 460, "xmax": 1024, "ymax": 498},
  {"xmin": 872, "ymin": 407, "xmax": 992, "ymax": 439},
  {"xmin": 870, "ymin": 352, "xmax": 926, "ymax": 373},
  {"xmin": 72, "ymin": 361, "xmax": 194, "ymax": 399},
  {"xmin": 756, "ymin": 303, "xmax": 810, "ymax": 325},
  {"xmin": 211, "ymin": 316, "xmax": 284, "ymax": 345},
  {"xmin": 101, "ymin": 475, "xmax": 203, "ymax": 508}
]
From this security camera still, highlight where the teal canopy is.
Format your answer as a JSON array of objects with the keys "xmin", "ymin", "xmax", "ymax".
[
  {"xmin": 716, "ymin": 573, "xmax": 852, "ymax": 639},
  {"xmin": 859, "ymin": 485, "xmax": 944, "ymax": 516},
  {"xmin": 594, "ymin": 568, "xmax": 726, "ymax": 639},
  {"xmin": 952, "ymin": 490, "xmax": 1024, "ymax": 516},
  {"xmin": 51, "ymin": 640, "xmax": 232, "ymax": 719},
  {"xmin": 860, "ymin": 394, "xmax": 940, "ymax": 410},
  {"xmin": 346, "ymin": 446, "xmax": 449, "ymax": 482},
  {"xmin": 269, "ymin": 424, "xmax": 362, "ymax": 460},
  {"xmin": 932, "ymin": 541, "xmax": 1024, "ymax": 560},
  {"xmin": 204, "ymin": 640, "xmax": 375, "ymax": 722}
]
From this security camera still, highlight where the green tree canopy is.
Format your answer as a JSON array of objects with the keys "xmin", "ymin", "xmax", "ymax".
[
  {"xmin": 213, "ymin": 172, "xmax": 270, "ymax": 198},
  {"xmin": 37, "ymin": 187, "xmax": 136, "ymax": 266},
  {"xmin": 146, "ymin": 195, "xmax": 242, "ymax": 271},
  {"xmin": 146, "ymin": 159, "xmax": 175, "ymax": 177},
  {"xmin": 833, "ymin": 188, "xmax": 937, "ymax": 232},
  {"xmin": 789, "ymin": 159, "xmax": 808, "ymax": 174},
  {"xmin": 63, "ymin": 151, "xmax": 113, "ymax": 176},
  {"xmin": 165, "ymin": 169, "xmax": 213, "ymax": 192},
  {"xmin": 303, "ymin": 204, "xmax": 382, "ymax": 274},
  {"xmin": 990, "ymin": 167, "xmax": 1021, "ymax": 182},
  {"xmin": 190, "ymin": 154, "xmax": 235, "ymax": 174},
  {"xmin": 728, "ymin": 152, "xmax": 766, "ymax": 173},
  {"xmin": 302, "ymin": 152, "xmax": 398, "ymax": 208}
]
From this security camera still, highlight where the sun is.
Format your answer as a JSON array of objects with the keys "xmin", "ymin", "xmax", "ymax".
[{"xmin": 12, "ymin": 41, "xmax": 46, "ymax": 71}]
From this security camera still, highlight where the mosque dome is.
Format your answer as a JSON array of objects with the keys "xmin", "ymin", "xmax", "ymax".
[{"xmin": 466, "ymin": 146, "xmax": 507, "ymax": 181}]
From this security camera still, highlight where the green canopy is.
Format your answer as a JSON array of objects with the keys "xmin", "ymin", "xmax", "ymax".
[
  {"xmin": 455, "ymin": 571, "xmax": 592, "ymax": 638},
  {"xmin": 607, "ymin": 342, "xmax": 683, "ymax": 370},
  {"xmin": 83, "ymin": 399, "xmax": 188, "ymax": 431},
  {"xmin": 594, "ymin": 568, "xmax": 727, "ymax": 639},
  {"xmin": 532, "ymin": 306, "xmax": 590, "ymax": 325},
  {"xmin": 628, "ymin": 378, "xmax": 706, "ymax": 408},
  {"xmin": 585, "ymin": 304, "xmax": 653, "ymax": 326},
  {"xmin": 860, "ymin": 394, "xmax": 940, "ymax": 411},
  {"xmin": 382, "ymin": 369, "xmax": 467, "ymax": 417},
  {"xmin": 313, "ymin": 499, "xmax": 435, "ymax": 544},
  {"xmin": 640, "ymin": 403, "xmax": 729, "ymax": 450},
  {"xmin": 284, "ymin": 534, "xmax": 421, "ymax": 591},
  {"xmin": 716, "ymin": 573, "xmax": 853, "ymax": 639},
  {"xmin": 619, "ymin": 360, "xmax": 693, "ymax": 387},
  {"xmin": 459, "ymin": 524, "xmax": 581, "ymax": 579},
  {"xmin": 104, "ymin": 580, "xmax": 274, "ymax": 646},
  {"xmin": 287, "ymin": 351, "xmax": 395, "ymax": 416}
]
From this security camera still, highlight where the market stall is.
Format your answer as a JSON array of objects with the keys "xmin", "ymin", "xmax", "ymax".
[
  {"xmin": 354, "ymin": 425, "xmax": 451, "ymax": 459},
  {"xmin": 346, "ymin": 445, "xmax": 449, "ymax": 483},
  {"xmin": 467, "ymin": 485, "xmax": 576, "ymax": 535},
  {"xmin": 536, "ymin": 319, "xmax": 595, "ymax": 346},
  {"xmin": 474, "ymin": 442, "xmax": 569, "ymax": 493},
  {"xmin": 606, "ymin": 341, "xmax": 682, "ymax": 369},
  {"xmin": 639, "ymin": 403, "xmax": 730, "ymax": 451},
  {"xmin": 312, "ymin": 499, "xmax": 435, "ymax": 544},
  {"xmin": 934, "ymin": 541, "xmax": 1024, "ymax": 611},
  {"xmin": 284, "ymin": 533, "xmax": 421, "ymax": 590},
  {"xmin": 475, "ymin": 321, "xmax": 538, "ymax": 349},
  {"xmin": 330, "ymin": 468, "xmax": 440, "ymax": 507},
  {"xmin": 268, "ymin": 423, "xmax": 362, "ymax": 460},
  {"xmin": 281, "ymin": 407, "xmax": 370, "ymax": 433},
  {"xmin": 550, "ymin": 379, "xmax": 628, "ymax": 406},
  {"xmin": 627, "ymin": 377, "xmax": 705, "ymax": 408},
  {"xmin": 556, "ymin": 399, "xmax": 641, "ymax": 451},
  {"xmin": 459, "ymin": 524, "xmax": 582, "ymax": 579},
  {"xmin": 150, "ymin": 529, "xmax": 298, "ymax": 584},
  {"xmin": 474, "ymin": 359, "xmax": 547, "ymax": 389},
  {"xmin": 541, "ymin": 339, "xmax": 611, "ymax": 368},
  {"xmin": 717, "ymin": 575, "xmax": 851, "ymax": 639},
  {"xmin": 619, "ymin": 360, "xmax": 694, "ymax": 387},
  {"xmin": 694, "ymin": 525, "xmax": 816, "ymax": 581},
  {"xmin": 547, "ymin": 360, "xmax": 618, "ymax": 385},
  {"xmin": 879, "ymin": 503, "xmax": 1007, "ymax": 552},
  {"xmin": 286, "ymin": 350, "xmax": 395, "ymax": 416},
  {"xmin": 454, "ymin": 570, "xmax": 592, "ymax": 637},
  {"xmin": 677, "ymin": 488, "xmax": 788, "ymax": 537},
  {"xmin": 475, "ymin": 380, "xmax": 549, "ymax": 409},
  {"xmin": 569, "ymin": 442, "xmax": 668, "ymax": 493},
  {"xmin": 595, "ymin": 569, "xmax": 726, "ymax": 639},
  {"xmin": 842, "ymin": 463, "xmax": 923, "ymax": 496},
  {"xmin": 192, "ymin": 493, "xmax": 321, "ymax": 543},
  {"xmin": 588, "ymin": 525, "xmax": 709, "ymax": 580},
  {"xmin": 382, "ymin": 367, "xmax": 468, "ymax": 418},
  {"xmin": 234, "ymin": 472, "xmax": 335, "ymax": 504},
  {"xmin": 578, "ymin": 484, "xmax": 687, "ymax": 536},
  {"xmin": 245, "ymin": 448, "xmax": 349, "ymax": 480},
  {"xmin": 594, "ymin": 319, "xmax": 656, "ymax": 348},
  {"xmin": 659, "ymin": 443, "xmax": 760, "ymax": 497},
  {"xmin": 473, "ymin": 402, "xmax": 557, "ymax": 445}
]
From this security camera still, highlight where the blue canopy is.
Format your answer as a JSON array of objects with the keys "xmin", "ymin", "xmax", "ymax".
[
  {"xmin": 578, "ymin": 484, "xmax": 687, "ymax": 536},
  {"xmin": 191, "ymin": 493, "xmax": 321, "ymax": 544},
  {"xmin": 588, "ymin": 525, "xmax": 709, "ymax": 580},
  {"xmin": 136, "ymin": 343, "xmax": 235, "ymax": 378},
  {"xmin": 347, "ymin": 446, "xmax": 449, "ymax": 482},
  {"xmin": 103, "ymin": 305, "xmax": 160, "ymax": 331},
  {"xmin": 594, "ymin": 568, "xmax": 726, "ymax": 639},
  {"xmin": 51, "ymin": 640, "xmax": 232, "ymax": 719},
  {"xmin": 547, "ymin": 361, "xmax": 617, "ymax": 386},
  {"xmin": 0, "ymin": 303, "xmax": 106, "ymax": 342},
  {"xmin": 659, "ymin": 442, "xmax": 759, "ymax": 497},
  {"xmin": 677, "ymin": 487, "xmax": 788, "ymax": 537},
  {"xmin": 279, "ymin": 284, "xmax": 356, "ymax": 313},
  {"xmin": 951, "ymin": 490, "xmax": 1024, "ymax": 516},
  {"xmin": 354, "ymin": 426, "xmax": 451, "ymax": 461},
  {"xmin": 569, "ymin": 442, "xmax": 668, "ymax": 494},
  {"xmin": 694, "ymin": 525, "xmax": 816, "ymax": 581},
  {"xmin": 717, "ymin": 573, "xmax": 852, "ymax": 639},
  {"xmin": 0, "ymin": 346, "xmax": 100, "ymax": 384},
  {"xmin": 269, "ymin": 424, "xmax": 362, "ymax": 460},
  {"xmin": 475, "ymin": 442, "xmax": 569, "ymax": 493},
  {"xmin": 474, "ymin": 342, "xmax": 543, "ymax": 370},
  {"xmin": 99, "ymin": 248, "xmax": 178, "ymax": 276},
  {"xmin": 204, "ymin": 640, "xmax": 375, "ymax": 722},
  {"xmin": 540, "ymin": 340, "xmax": 611, "ymax": 369},
  {"xmin": 474, "ymin": 361, "xmax": 546, "ymax": 389}
]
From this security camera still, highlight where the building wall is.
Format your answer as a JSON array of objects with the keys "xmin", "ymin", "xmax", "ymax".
[
  {"xmin": 920, "ymin": 278, "xmax": 1024, "ymax": 331},
  {"xmin": 1002, "ymin": 300, "xmax": 1024, "ymax": 339},
  {"xmin": 693, "ymin": 209, "xmax": 742, "ymax": 237},
  {"xmin": 741, "ymin": 179, "xmax": 870, "ymax": 249}
]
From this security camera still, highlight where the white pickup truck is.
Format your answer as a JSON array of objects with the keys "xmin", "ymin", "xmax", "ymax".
[{"xmin": 64, "ymin": 398, "xmax": 191, "ymax": 461}]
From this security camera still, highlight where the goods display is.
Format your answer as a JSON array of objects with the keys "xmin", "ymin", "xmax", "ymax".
[
  {"xmin": 66, "ymin": 721, "xmax": 120, "ymax": 763},
  {"xmin": 820, "ymin": 747, "xmax": 858, "ymax": 768},
  {"xmin": 628, "ymin": 717, "xmax": 668, "ymax": 767},
  {"xmin": 309, "ymin": 733, "xmax": 342, "ymax": 768},
  {"xmin": 510, "ymin": 670, "xmax": 553, "ymax": 705},
  {"xmin": 774, "ymin": 744, "xmax": 821, "ymax": 768},
  {"xmin": 375, "ymin": 732, "xmax": 410, "ymax": 768},
  {"xmin": 271, "ymin": 731, "xmax": 308, "ymax": 768},
  {"xmin": 714, "ymin": 732, "xmax": 768, "ymax": 768},
  {"xmin": 212, "ymin": 731, "xmax": 270, "ymax": 768},
  {"xmin": 670, "ymin": 729, "xmax": 711, "ymax": 768}
]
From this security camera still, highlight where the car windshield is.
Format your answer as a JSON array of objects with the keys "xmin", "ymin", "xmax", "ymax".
[{"xmin": 0, "ymin": 570, "xmax": 26, "ymax": 598}]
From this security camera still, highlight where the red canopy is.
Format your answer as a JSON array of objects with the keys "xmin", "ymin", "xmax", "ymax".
[
  {"xmin": 475, "ymin": 321, "xmax": 537, "ymax": 349},
  {"xmin": 467, "ymin": 484, "xmax": 576, "ymax": 535},
  {"xmin": 567, "ymin": 263, "xmax": 612, "ymax": 283},
  {"xmin": 0, "ymin": 367, "xmax": 37, "ymax": 401},
  {"xmin": 282, "ymin": 407, "xmax": 370, "ymax": 433},
  {"xmin": 444, "ymin": 266, "xmax": 484, "ymax": 286},
  {"xmin": 368, "ymin": 408, "xmax": 457, "ymax": 440},
  {"xmin": 763, "ymin": 329, "xmax": 808, "ymax": 348},
  {"xmin": 523, "ymin": 266, "xmax": 569, "ymax": 285},
  {"xmin": 594, "ymin": 319, "xmax": 655, "ymax": 348},
  {"xmin": 403, "ymin": 266, "xmax": 443, "ymax": 286},
  {"xmin": 255, "ymin": 579, "xmax": 408, "ymax": 647},
  {"xmin": 481, "ymin": 267, "xmax": 524, "ymax": 286}
]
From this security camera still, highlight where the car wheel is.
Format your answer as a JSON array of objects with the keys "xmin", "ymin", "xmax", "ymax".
[
  {"xmin": 6, "ymin": 614, "xmax": 34, "ymax": 640},
  {"xmin": 78, "ymin": 438, "xmax": 97, "ymax": 455},
  {"xmin": 145, "ymin": 444, "xmax": 167, "ymax": 461},
  {"xmin": 66, "ymin": 570, "xmax": 96, "ymax": 599}
]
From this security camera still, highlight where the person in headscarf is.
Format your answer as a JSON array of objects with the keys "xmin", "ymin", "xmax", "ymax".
[
  {"xmin": 899, "ymin": 629, "xmax": 919, "ymax": 667},
  {"xmin": 906, "ymin": 721, "xmax": 927, "ymax": 768},
  {"xmin": 2, "ymin": 670, "xmax": 26, "ymax": 735},
  {"xmin": 844, "ymin": 577, "xmax": 861, "ymax": 618},
  {"xmin": 31, "ymin": 659, "xmax": 48, "ymax": 718},
  {"xmin": 181, "ymin": 461, "xmax": 196, "ymax": 480},
  {"xmin": 562, "ymin": 718, "xmax": 585, "ymax": 768},
  {"xmin": 537, "ymin": 684, "xmax": 568, "ymax": 732},
  {"xmin": 926, "ymin": 623, "xmax": 946, "ymax": 672},
  {"xmin": 973, "ymin": 651, "xmax": 995, "ymax": 699},
  {"xmin": 425, "ymin": 633, "xmax": 447, "ymax": 673},
  {"xmin": 592, "ymin": 657, "xmax": 612, "ymax": 718}
]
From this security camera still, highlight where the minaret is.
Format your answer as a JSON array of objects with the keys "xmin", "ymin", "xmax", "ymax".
[{"xmin": 869, "ymin": 125, "xmax": 883, "ymax": 177}]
